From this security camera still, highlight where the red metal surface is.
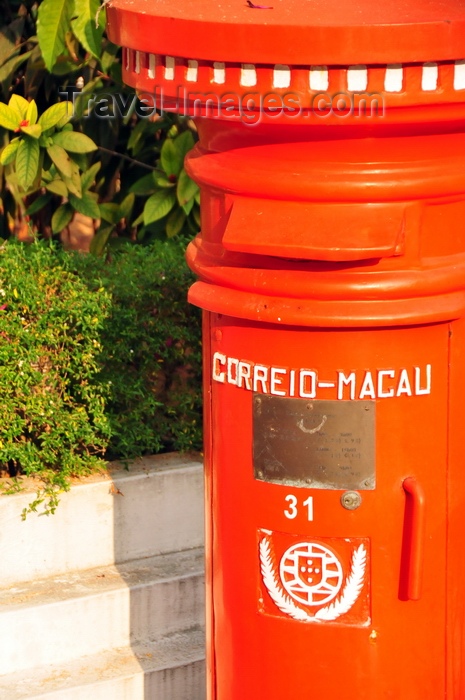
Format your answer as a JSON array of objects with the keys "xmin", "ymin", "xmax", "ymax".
[
  {"xmin": 106, "ymin": 0, "xmax": 465, "ymax": 65},
  {"xmin": 107, "ymin": 0, "xmax": 465, "ymax": 697},
  {"xmin": 402, "ymin": 478, "xmax": 426, "ymax": 601}
]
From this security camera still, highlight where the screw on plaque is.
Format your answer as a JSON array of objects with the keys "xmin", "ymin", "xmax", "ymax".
[{"xmin": 341, "ymin": 491, "xmax": 362, "ymax": 510}]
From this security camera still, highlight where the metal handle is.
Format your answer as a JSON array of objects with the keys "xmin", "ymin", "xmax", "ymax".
[{"xmin": 402, "ymin": 477, "xmax": 426, "ymax": 601}]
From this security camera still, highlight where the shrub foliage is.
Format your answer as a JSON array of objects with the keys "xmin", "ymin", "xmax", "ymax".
[{"xmin": 0, "ymin": 240, "xmax": 202, "ymax": 513}]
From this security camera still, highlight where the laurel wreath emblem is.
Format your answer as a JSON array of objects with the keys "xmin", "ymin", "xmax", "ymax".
[{"xmin": 259, "ymin": 536, "xmax": 366, "ymax": 622}]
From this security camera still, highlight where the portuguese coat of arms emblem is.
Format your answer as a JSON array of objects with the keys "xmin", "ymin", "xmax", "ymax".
[{"xmin": 259, "ymin": 531, "xmax": 370, "ymax": 624}]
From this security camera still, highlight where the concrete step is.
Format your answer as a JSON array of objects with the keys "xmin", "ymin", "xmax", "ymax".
[
  {"xmin": 0, "ymin": 548, "xmax": 204, "ymax": 676},
  {"xmin": 0, "ymin": 454, "xmax": 204, "ymax": 586},
  {"xmin": 0, "ymin": 628, "xmax": 206, "ymax": 699}
]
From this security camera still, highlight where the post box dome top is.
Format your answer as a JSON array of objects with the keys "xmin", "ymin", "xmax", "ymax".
[{"xmin": 106, "ymin": 0, "xmax": 465, "ymax": 65}]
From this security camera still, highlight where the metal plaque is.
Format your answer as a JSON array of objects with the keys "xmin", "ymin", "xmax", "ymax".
[{"xmin": 253, "ymin": 395, "xmax": 375, "ymax": 490}]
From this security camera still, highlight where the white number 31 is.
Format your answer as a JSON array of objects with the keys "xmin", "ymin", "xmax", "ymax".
[{"xmin": 284, "ymin": 494, "xmax": 314, "ymax": 521}]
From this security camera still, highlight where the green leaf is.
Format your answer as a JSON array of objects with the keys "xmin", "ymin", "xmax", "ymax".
[
  {"xmin": 129, "ymin": 173, "xmax": 158, "ymax": 196},
  {"xmin": 160, "ymin": 139, "xmax": 183, "ymax": 178},
  {"xmin": 81, "ymin": 161, "xmax": 101, "ymax": 192},
  {"xmin": 26, "ymin": 100, "xmax": 38, "ymax": 126},
  {"xmin": 155, "ymin": 175, "xmax": 176, "ymax": 188},
  {"xmin": 0, "ymin": 50, "xmax": 33, "ymax": 94},
  {"xmin": 47, "ymin": 143, "xmax": 73, "ymax": 178},
  {"xmin": 37, "ymin": 0, "xmax": 74, "ymax": 72},
  {"xmin": 69, "ymin": 152, "xmax": 88, "ymax": 171},
  {"xmin": 69, "ymin": 192, "xmax": 100, "ymax": 219},
  {"xmin": 192, "ymin": 204, "xmax": 201, "ymax": 228},
  {"xmin": 166, "ymin": 207, "xmax": 186, "ymax": 238},
  {"xmin": 51, "ymin": 202, "xmax": 73, "ymax": 233},
  {"xmin": 177, "ymin": 168, "xmax": 199, "ymax": 205},
  {"xmin": 194, "ymin": 190, "xmax": 201, "ymax": 205},
  {"xmin": 99, "ymin": 202, "xmax": 121, "ymax": 224},
  {"xmin": 61, "ymin": 160, "xmax": 82, "ymax": 198},
  {"xmin": 25, "ymin": 193, "xmax": 53, "ymax": 216},
  {"xmin": 119, "ymin": 193, "xmax": 135, "ymax": 222},
  {"xmin": 90, "ymin": 224, "xmax": 114, "ymax": 256},
  {"xmin": 8, "ymin": 94, "xmax": 29, "ymax": 121},
  {"xmin": 20, "ymin": 124, "xmax": 42, "ymax": 139},
  {"xmin": 143, "ymin": 190, "xmax": 176, "ymax": 225},
  {"xmin": 71, "ymin": 0, "xmax": 104, "ymax": 57},
  {"xmin": 38, "ymin": 102, "xmax": 73, "ymax": 131},
  {"xmin": 52, "ymin": 131, "xmax": 97, "ymax": 154},
  {"xmin": 45, "ymin": 179, "xmax": 68, "ymax": 197},
  {"xmin": 16, "ymin": 137, "xmax": 40, "ymax": 190},
  {"xmin": 0, "ymin": 102, "xmax": 19, "ymax": 131},
  {"xmin": 0, "ymin": 138, "xmax": 20, "ymax": 166},
  {"xmin": 182, "ymin": 198, "xmax": 194, "ymax": 216},
  {"xmin": 175, "ymin": 130, "xmax": 195, "ymax": 162}
]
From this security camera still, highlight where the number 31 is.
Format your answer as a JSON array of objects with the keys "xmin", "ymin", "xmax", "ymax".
[{"xmin": 284, "ymin": 494, "xmax": 314, "ymax": 521}]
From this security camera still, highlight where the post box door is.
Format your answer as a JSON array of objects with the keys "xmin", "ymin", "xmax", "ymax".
[{"xmin": 207, "ymin": 315, "xmax": 448, "ymax": 700}]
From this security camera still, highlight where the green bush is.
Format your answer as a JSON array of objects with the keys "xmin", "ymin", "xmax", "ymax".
[
  {"xmin": 73, "ymin": 241, "xmax": 203, "ymax": 459},
  {"xmin": 0, "ymin": 239, "xmax": 203, "ymax": 514},
  {"xmin": 0, "ymin": 240, "xmax": 111, "ymax": 512}
]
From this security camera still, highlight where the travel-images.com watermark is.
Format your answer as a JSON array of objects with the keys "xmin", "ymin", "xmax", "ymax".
[{"xmin": 59, "ymin": 86, "xmax": 385, "ymax": 124}]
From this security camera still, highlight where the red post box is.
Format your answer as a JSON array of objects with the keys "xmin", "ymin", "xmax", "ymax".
[{"xmin": 107, "ymin": 2, "xmax": 465, "ymax": 697}]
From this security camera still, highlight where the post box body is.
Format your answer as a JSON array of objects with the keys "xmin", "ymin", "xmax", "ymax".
[
  {"xmin": 105, "ymin": 2, "xmax": 465, "ymax": 696},
  {"xmin": 203, "ymin": 316, "xmax": 465, "ymax": 699}
]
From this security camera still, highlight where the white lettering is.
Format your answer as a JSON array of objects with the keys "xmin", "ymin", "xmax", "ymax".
[
  {"xmin": 227, "ymin": 357, "xmax": 239, "ymax": 385},
  {"xmin": 253, "ymin": 365, "xmax": 268, "ymax": 393},
  {"xmin": 338, "ymin": 371, "xmax": 356, "ymax": 400},
  {"xmin": 359, "ymin": 371, "xmax": 376, "ymax": 399},
  {"xmin": 378, "ymin": 369, "xmax": 395, "ymax": 398},
  {"xmin": 270, "ymin": 367, "xmax": 286, "ymax": 396},
  {"xmin": 289, "ymin": 369, "xmax": 296, "ymax": 397},
  {"xmin": 396, "ymin": 369, "xmax": 412, "ymax": 396},
  {"xmin": 212, "ymin": 352, "xmax": 226, "ymax": 383},
  {"xmin": 415, "ymin": 364, "xmax": 431, "ymax": 395},
  {"xmin": 237, "ymin": 361, "xmax": 252, "ymax": 390},
  {"xmin": 300, "ymin": 370, "xmax": 317, "ymax": 398}
]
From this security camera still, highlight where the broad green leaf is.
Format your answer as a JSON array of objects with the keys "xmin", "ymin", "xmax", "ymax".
[
  {"xmin": 0, "ymin": 138, "xmax": 20, "ymax": 165},
  {"xmin": 166, "ymin": 207, "xmax": 186, "ymax": 238},
  {"xmin": 119, "ymin": 193, "xmax": 135, "ymax": 221},
  {"xmin": 177, "ymin": 168, "xmax": 199, "ymax": 205},
  {"xmin": 52, "ymin": 130, "xmax": 97, "ymax": 153},
  {"xmin": 51, "ymin": 203, "xmax": 73, "ymax": 233},
  {"xmin": 26, "ymin": 100, "xmax": 38, "ymax": 126},
  {"xmin": 192, "ymin": 204, "xmax": 201, "ymax": 228},
  {"xmin": 47, "ymin": 143, "xmax": 72, "ymax": 178},
  {"xmin": 99, "ymin": 202, "xmax": 121, "ymax": 224},
  {"xmin": 25, "ymin": 193, "xmax": 53, "ymax": 216},
  {"xmin": 129, "ymin": 173, "xmax": 158, "ymax": 196},
  {"xmin": 81, "ymin": 161, "xmax": 101, "ymax": 191},
  {"xmin": 16, "ymin": 137, "xmax": 40, "ymax": 190},
  {"xmin": 174, "ymin": 130, "xmax": 195, "ymax": 163},
  {"xmin": 20, "ymin": 124, "xmax": 42, "ymax": 139},
  {"xmin": 69, "ymin": 192, "xmax": 100, "ymax": 219},
  {"xmin": 160, "ymin": 139, "xmax": 183, "ymax": 178},
  {"xmin": 8, "ymin": 94, "xmax": 29, "ymax": 120},
  {"xmin": 143, "ymin": 190, "xmax": 176, "ymax": 225},
  {"xmin": 36, "ymin": 0, "xmax": 74, "ymax": 72},
  {"xmin": 61, "ymin": 160, "xmax": 82, "ymax": 198},
  {"xmin": 182, "ymin": 198, "xmax": 194, "ymax": 216},
  {"xmin": 0, "ymin": 102, "xmax": 19, "ymax": 131},
  {"xmin": 72, "ymin": 0, "xmax": 104, "ymax": 57},
  {"xmin": 70, "ymin": 152, "xmax": 87, "ymax": 171},
  {"xmin": 155, "ymin": 175, "xmax": 176, "ymax": 188},
  {"xmin": 194, "ymin": 190, "xmax": 201, "ymax": 205},
  {"xmin": 90, "ymin": 225, "xmax": 114, "ymax": 256},
  {"xmin": 0, "ymin": 50, "xmax": 33, "ymax": 93},
  {"xmin": 45, "ymin": 179, "xmax": 68, "ymax": 197},
  {"xmin": 38, "ymin": 102, "xmax": 73, "ymax": 131}
]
